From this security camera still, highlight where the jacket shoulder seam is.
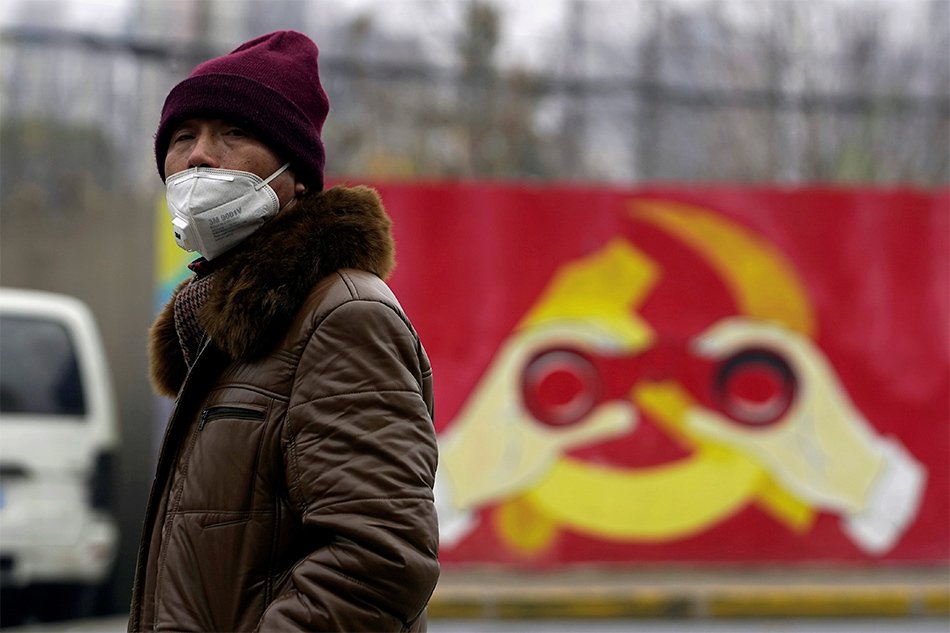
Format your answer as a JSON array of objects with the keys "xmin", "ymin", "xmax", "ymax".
[
  {"xmin": 337, "ymin": 269, "xmax": 360, "ymax": 299},
  {"xmin": 312, "ymin": 296, "xmax": 412, "ymax": 339}
]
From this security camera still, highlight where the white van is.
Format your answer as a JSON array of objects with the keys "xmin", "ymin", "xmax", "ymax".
[{"xmin": 0, "ymin": 288, "xmax": 119, "ymax": 623}]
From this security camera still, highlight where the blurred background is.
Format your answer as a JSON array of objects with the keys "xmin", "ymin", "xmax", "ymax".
[{"xmin": 0, "ymin": 0, "xmax": 948, "ymax": 630}]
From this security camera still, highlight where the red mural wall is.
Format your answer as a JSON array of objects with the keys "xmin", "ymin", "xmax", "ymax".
[{"xmin": 362, "ymin": 182, "xmax": 948, "ymax": 566}]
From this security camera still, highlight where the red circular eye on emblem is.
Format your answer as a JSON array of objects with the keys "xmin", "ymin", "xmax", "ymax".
[
  {"xmin": 712, "ymin": 348, "xmax": 797, "ymax": 427},
  {"xmin": 522, "ymin": 348, "xmax": 601, "ymax": 427}
]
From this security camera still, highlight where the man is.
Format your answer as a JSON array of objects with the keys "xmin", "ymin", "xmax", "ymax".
[{"xmin": 129, "ymin": 31, "xmax": 440, "ymax": 632}]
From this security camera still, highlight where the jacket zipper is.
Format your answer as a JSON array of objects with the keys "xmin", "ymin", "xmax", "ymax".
[
  {"xmin": 198, "ymin": 406, "xmax": 266, "ymax": 431},
  {"xmin": 131, "ymin": 337, "xmax": 216, "ymax": 630}
]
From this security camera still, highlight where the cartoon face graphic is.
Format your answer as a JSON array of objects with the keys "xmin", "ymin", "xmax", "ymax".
[{"xmin": 436, "ymin": 200, "xmax": 926, "ymax": 557}]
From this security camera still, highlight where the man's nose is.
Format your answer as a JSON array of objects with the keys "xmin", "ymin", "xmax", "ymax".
[{"xmin": 187, "ymin": 132, "xmax": 221, "ymax": 169}]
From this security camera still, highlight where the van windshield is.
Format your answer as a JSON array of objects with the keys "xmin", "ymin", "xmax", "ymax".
[{"xmin": 0, "ymin": 316, "xmax": 86, "ymax": 416}]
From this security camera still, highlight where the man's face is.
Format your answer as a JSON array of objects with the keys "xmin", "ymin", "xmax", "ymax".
[{"xmin": 164, "ymin": 117, "xmax": 300, "ymax": 207}]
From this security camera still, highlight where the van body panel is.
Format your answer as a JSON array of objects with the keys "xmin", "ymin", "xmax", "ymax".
[{"xmin": 0, "ymin": 288, "xmax": 119, "ymax": 591}]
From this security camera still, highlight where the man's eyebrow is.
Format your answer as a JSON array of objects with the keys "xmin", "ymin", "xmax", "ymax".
[{"xmin": 172, "ymin": 120, "xmax": 196, "ymax": 133}]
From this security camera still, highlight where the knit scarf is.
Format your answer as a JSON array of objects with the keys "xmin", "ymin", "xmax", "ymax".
[{"xmin": 173, "ymin": 271, "xmax": 216, "ymax": 367}]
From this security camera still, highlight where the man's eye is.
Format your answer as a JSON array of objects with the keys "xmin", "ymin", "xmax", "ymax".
[
  {"xmin": 226, "ymin": 128, "xmax": 247, "ymax": 137},
  {"xmin": 172, "ymin": 132, "xmax": 194, "ymax": 143}
]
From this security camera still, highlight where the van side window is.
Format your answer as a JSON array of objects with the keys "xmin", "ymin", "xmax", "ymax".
[{"xmin": 0, "ymin": 316, "xmax": 86, "ymax": 416}]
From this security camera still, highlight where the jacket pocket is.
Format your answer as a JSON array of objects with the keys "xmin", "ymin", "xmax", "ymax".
[
  {"xmin": 157, "ymin": 512, "xmax": 271, "ymax": 632},
  {"xmin": 200, "ymin": 405, "xmax": 266, "ymax": 429},
  {"xmin": 179, "ymin": 403, "xmax": 269, "ymax": 513}
]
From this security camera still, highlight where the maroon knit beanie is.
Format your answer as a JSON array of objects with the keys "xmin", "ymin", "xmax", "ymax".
[{"xmin": 155, "ymin": 30, "xmax": 329, "ymax": 190}]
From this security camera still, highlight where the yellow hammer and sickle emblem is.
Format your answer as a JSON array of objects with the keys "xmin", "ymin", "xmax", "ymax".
[{"xmin": 495, "ymin": 200, "xmax": 818, "ymax": 552}]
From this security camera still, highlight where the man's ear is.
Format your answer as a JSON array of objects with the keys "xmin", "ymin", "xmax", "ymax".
[{"xmin": 295, "ymin": 181, "xmax": 308, "ymax": 197}]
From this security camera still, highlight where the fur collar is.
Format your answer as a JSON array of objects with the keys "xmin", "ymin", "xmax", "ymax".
[{"xmin": 149, "ymin": 185, "xmax": 395, "ymax": 397}]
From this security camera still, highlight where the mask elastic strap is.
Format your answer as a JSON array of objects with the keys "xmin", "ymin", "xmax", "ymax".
[{"xmin": 255, "ymin": 162, "xmax": 291, "ymax": 191}]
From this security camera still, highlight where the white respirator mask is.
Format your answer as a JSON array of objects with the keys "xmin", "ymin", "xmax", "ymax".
[{"xmin": 165, "ymin": 162, "xmax": 291, "ymax": 260}]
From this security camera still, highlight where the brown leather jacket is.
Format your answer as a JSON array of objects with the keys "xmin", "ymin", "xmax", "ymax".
[{"xmin": 129, "ymin": 186, "xmax": 440, "ymax": 632}]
